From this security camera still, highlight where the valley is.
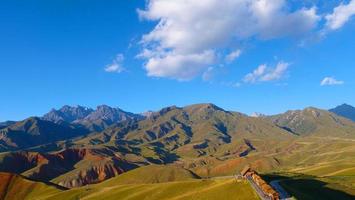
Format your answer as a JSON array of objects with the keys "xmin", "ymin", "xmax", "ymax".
[{"xmin": 0, "ymin": 103, "xmax": 354, "ymax": 199}]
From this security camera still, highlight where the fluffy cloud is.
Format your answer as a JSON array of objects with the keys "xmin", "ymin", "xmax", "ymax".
[
  {"xmin": 144, "ymin": 50, "xmax": 215, "ymax": 80},
  {"xmin": 104, "ymin": 54, "xmax": 125, "ymax": 73},
  {"xmin": 244, "ymin": 61, "xmax": 290, "ymax": 83},
  {"xmin": 320, "ymin": 77, "xmax": 344, "ymax": 86},
  {"xmin": 225, "ymin": 49, "xmax": 242, "ymax": 63},
  {"xmin": 138, "ymin": 0, "xmax": 320, "ymax": 80},
  {"xmin": 325, "ymin": 0, "xmax": 355, "ymax": 30}
]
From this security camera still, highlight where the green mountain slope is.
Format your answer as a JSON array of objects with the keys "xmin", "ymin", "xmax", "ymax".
[
  {"xmin": 73, "ymin": 103, "xmax": 292, "ymax": 162},
  {"xmin": 0, "ymin": 117, "xmax": 88, "ymax": 151},
  {"xmin": 47, "ymin": 179, "xmax": 258, "ymax": 200},
  {"xmin": 99, "ymin": 164, "xmax": 200, "ymax": 185},
  {"xmin": 0, "ymin": 172, "xmax": 62, "ymax": 200},
  {"xmin": 267, "ymin": 107, "xmax": 355, "ymax": 137}
]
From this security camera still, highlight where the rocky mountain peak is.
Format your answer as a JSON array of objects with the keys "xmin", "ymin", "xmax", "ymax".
[
  {"xmin": 141, "ymin": 111, "xmax": 154, "ymax": 118},
  {"xmin": 85, "ymin": 105, "xmax": 128, "ymax": 122},
  {"xmin": 43, "ymin": 105, "xmax": 94, "ymax": 123}
]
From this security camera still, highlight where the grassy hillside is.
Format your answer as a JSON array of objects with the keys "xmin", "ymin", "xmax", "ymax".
[
  {"xmin": 0, "ymin": 172, "xmax": 62, "ymax": 200},
  {"xmin": 0, "ymin": 171, "xmax": 258, "ymax": 200},
  {"xmin": 267, "ymin": 107, "xmax": 355, "ymax": 137},
  {"xmin": 99, "ymin": 164, "xmax": 200, "ymax": 185},
  {"xmin": 46, "ymin": 179, "xmax": 258, "ymax": 200}
]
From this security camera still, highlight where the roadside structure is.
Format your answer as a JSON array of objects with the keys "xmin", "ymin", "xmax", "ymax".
[{"xmin": 241, "ymin": 166, "xmax": 279, "ymax": 200}]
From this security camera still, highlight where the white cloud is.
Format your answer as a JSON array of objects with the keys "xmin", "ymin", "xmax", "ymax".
[
  {"xmin": 244, "ymin": 61, "xmax": 290, "ymax": 83},
  {"xmin": 144, "ymin": 50, "xmax": 215, "ymax": 81},
  {"xmin": 104, "ymin": 54, "xmax": 125, "ymax": 73},
  {"xmin": 138, "ymin": 0, "xmax": 320, "ymax": 80},
  {"xmin": 320, "ymin": 77, "xmax": 344, "ymax": 86},
  {"xmin": 325, "ymin": 0, "xmax": 355, "ymax": 30},
  {"xmin": 225, "ymin": 49, "xmax": 242, "ymax": 63},
  {"xmin": 244, "ymin": 64, "xmax": 267, "ymax": 83}
]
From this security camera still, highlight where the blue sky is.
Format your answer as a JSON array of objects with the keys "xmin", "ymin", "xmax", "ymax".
[{"xmin": 1, "ymin": 0, "xmax": 355, "ymax": 121}]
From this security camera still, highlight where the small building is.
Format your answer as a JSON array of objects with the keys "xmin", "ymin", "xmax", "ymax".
[
  {"xmin": 240, "ymin": 166, "xmax": 253, "ymax": 177},
  {"xmin": 240, "ymin": 166, "xmax": 279, "ymax": 200}
]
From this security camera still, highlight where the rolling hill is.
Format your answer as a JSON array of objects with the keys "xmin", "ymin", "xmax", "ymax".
[
  {"xmin": 99, "ymin": 164, "xmax": 200, "ymax": 185},
  {"xmin": 0, "ymin": 172, "xmax": 62, "ymax": 200},
  {"xmin": 0, "ymin": 165, "xmax": 258, "ymax": 200}
]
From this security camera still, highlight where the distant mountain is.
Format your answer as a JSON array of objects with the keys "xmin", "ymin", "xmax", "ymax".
[
  {"xmin": 250, "ymin": 112, "xmax": 266, "ymax": 118},
  {"xmin": 267, "ymin": 107, "xmax": 355, "ymax": 137},
  {"xmin": 77, "ymin": 105, "xmax": 144, "ymax": 131},
  {"xmin": 0, "ymin": 117, "xmax": 87, "ymax": 151},
  {"xmin": 141, "ymin": 111, "xmax": 154, "ymax": 118},
  {"xmin": 0, "ymin": 121, "xmax": 16, "ymax": 129},
  {"xmin": 43, "ymin": 105, "xmax": 144, "ymax": 132},
  {"xmin": 329, "ymin": 103, "xmax": 355, "ymax": 122},
  {"xmin": 43, "ymin": 105, "xmax": 94, "ymax": 123}
]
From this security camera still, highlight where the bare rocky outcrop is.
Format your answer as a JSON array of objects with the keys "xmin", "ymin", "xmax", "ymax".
[{"xmin": 57, "ymin": 164, "xmax": 124, "ymax": 188}]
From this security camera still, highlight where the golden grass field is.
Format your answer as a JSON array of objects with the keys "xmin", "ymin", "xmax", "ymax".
[
  {"xmin": 0, "ymin": 173, "xmax": 259, "ymax": 200},
  {"xmin": 47, "ymin": 179, "xmax": 258, "ymax": 200}
]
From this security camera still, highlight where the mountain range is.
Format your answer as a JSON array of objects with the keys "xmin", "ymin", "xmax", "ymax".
[
  {"xmin": 42, "ymin": 105, "xmax": 143, "ymax": 132},
  {"xmin": 0, "ymin": 103, "xmax": 354, "ymax": 191}
]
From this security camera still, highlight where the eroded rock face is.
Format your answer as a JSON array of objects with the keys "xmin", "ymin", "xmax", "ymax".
[
  {"xmin": 57, "ymin": 164, "xmax": 124, "ymax": 188},
  {"xmin": 0, "ymin": 148, "xmax": 138, "ymax": 188}
]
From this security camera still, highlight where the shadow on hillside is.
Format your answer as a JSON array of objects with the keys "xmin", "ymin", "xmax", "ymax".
[
  {"xmin": 26, "ymin": 176, "xmax": 69, "ymax": 190},
  {"xmin": 262, "ymin": 174, "xmax": 355, "ymax": 200}
]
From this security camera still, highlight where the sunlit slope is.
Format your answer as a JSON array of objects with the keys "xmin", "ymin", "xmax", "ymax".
[
  {"xmin": 0, "ymin": 166, "xmax": 257, "ymax": 200},
  {"xmin": 263, "ymin": 137, "xmax": 355, "ymax": 199},
  {"xmin": 4, "ymin": 165, "xmax": 257, "ymax": 200},
  {"xmin": 46, "ymin": 179, "xmax": 258, "ymax": 200},
  {"xmin": 0, "ymin": 172, "xmax": 62, "ymax": 200},
  {"xmin": 71, "ymin": 103, "xmax": 293, "ymax": 165},
  {"xmin": 99, "ymin": 164, "xmax": 200, "ymax": 185},
  {"xmin": 267, "ymin": 107, "xmax": 355, "ymax": 137}
]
